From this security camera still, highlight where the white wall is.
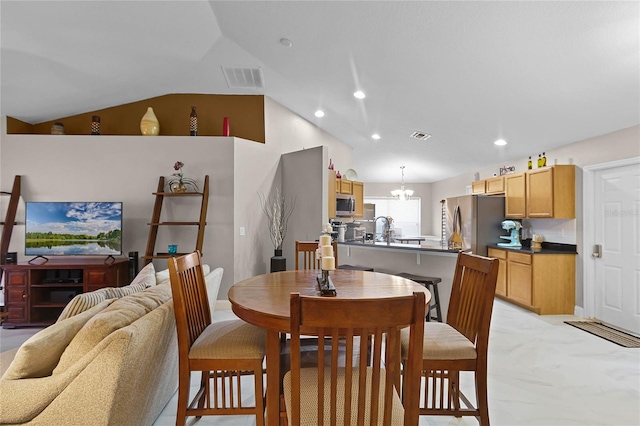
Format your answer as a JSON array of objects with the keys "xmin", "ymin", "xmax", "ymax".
[
  {"xmin": 231, "ymin": 97, "xmax": 352, "ymax": 297},
  {"xmin": 0, "ymin": 134, "xmax": 235, "ymax": 287}
]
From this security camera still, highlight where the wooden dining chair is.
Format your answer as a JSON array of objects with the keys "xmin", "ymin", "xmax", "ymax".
[
  {"xmin": 295, "ymin": 240, "xmax": 338, "ymax": 270},
  {"xmin": 168, "ymin": 251, "xmax": 266, "ymax": 426},
  {"xmin": 283, "ymin": 291, "xmax": 426, "ymax": 426},
  {"xmin": 400, "ymin": 251, "xmax": 499, "ymax": 426}
]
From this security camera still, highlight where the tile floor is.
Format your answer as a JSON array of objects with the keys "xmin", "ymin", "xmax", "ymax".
[{"xmin": 2, "ymin": 299, "xmax": 639, "ymax": 426}]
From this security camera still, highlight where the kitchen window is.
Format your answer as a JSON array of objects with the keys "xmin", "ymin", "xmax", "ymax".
[{"xmin": 364, "ymin": 197, "xmax": 421, "ymax": 238}]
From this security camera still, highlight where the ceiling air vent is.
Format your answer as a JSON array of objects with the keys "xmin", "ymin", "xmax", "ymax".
[
  {"xmin": 410, "ymin": 131, "xmax": 432, "ymax": 141},
  {"xmin": 222, "ymin": 67, "xmax": 264, "ymax": 89}
]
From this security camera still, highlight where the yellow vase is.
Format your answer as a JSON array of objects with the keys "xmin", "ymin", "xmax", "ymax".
[{"xmin": 140, "ymin": 107, "xmax": 160, "ymax": 136}]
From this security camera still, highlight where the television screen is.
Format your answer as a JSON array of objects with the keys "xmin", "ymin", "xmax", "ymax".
[{"xmin": 25, "ymin": 202, "xmax": 123, "ymax": 256}]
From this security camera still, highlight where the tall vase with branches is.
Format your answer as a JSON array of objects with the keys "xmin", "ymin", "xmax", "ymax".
[{"xmin": 259, "ymin": 188, "xmax": 296, "ymax": 271}]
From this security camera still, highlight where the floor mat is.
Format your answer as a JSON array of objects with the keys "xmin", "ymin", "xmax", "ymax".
[{"xmin": 564, "ymin": 321, "xmax": 640, "ymax": 348}]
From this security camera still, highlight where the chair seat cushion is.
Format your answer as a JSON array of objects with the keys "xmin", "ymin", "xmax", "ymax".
[
  {"xmin": 189, "ymin": 319, "xmax": 265, "ymax": 360},
  {"xmin": 283, "ymin": 366, "xmax": 404, "ymax": 426},
  {"xmin": 401, "ymin": 322, "xmax": 477, "ymax": 360}
]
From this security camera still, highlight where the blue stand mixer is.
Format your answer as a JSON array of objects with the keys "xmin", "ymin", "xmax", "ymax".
[{"xmin": 497, "ymin": 220, "xmax": 522, "ymax": 247}]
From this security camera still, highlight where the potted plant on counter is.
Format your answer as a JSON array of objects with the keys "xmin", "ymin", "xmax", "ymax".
[{"xmin": 259, "ymin": 187, "xmax": 296, "ymax": 272}]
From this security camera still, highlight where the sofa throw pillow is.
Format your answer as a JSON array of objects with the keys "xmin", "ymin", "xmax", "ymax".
[
  {"xmin": 130, "ymin": 262, "xmax": 156, "ymax": 287},
  {"xmin": 104, "ymin": 262, "xmax": 156, "ymax": 299},
  {"xmin": 156, "ymin": 264, "xmax": 210, "ymax": 285},
  {"xmin": 53, "ymin": 283, "xmax": 172, "ymax": 374},
  {"xmin": 56, "ymin": 288, "xmax": 111, "ymax": 322},
  {"xmin": 2, "ymin": 299, "xmax": 114, "ymax": 380},
  {"xmin": 205, "ymin": 267, "xmax": 223, "ymax": 315}
]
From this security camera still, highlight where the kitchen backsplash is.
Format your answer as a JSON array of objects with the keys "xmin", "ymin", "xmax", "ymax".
[{"xmin": 522, "ymin": 219, "xmax": 576, "ymax": 244}]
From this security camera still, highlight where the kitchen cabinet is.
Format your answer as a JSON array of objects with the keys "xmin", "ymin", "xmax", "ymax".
[
  {"xmin": 488, "ymin": 247, "xmax": 575, "ymax": 315},
  {"xmin": 328, "ymin": 171, "xmax": 337, "ymax": 218},
  {"xmin": 505, "ymin": 165, "xmax": 575, "ymax": 219},
  {"xmin": 485, "ymin": 176, "xmax": 505, "ymax": 194},
  {"xmin": 488, "ymin": 248, "xmax": 507, "ymax": 296},
  {"xmin": 471, "ymin": 180, "xmax": 486, "ymax": 194},
  {"xmin": 338, "ymin": 179, "xmax": 353, "ymax": 194},
  {"xmin": 505, "ymin": 173, "xmax": 527, "ymax": 218},
  {"xmin": 328, "ymin": 171, "xmax": 364, "ymax": 219},
  {"xmin": 527, "ymin": 165, "xmax": 575, "ymax": 218},
  {"xmin": 352, "ymin": 181, "xmax": 364, "ymax": 218}
]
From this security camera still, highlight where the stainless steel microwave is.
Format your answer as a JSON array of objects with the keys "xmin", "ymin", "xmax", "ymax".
[{"xmin": 336, "ymin": 194, "xmax": 355, "ymax": 217}]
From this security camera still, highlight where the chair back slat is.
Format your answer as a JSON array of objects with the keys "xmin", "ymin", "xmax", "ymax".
[
  {"xmin": 446, "ymin": 252, "xmax": 499, "ymax": 346},
  {"xmin": 295, "ymin": 240, "xmax": 339, "ymax": 270},
  {"xmin": 288, "ymin": 291, "xmax": 425, "ymax": 426},
  {"xmin": 168, "ymin": 251, "xmax": 212, "ymax": 350}
]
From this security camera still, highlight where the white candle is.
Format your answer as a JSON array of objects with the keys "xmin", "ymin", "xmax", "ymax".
[
  {"xmin": 321, "ymin": 256, "xmax": 335, "ymax": 271},
  {"xmin": 325, "ymin": 223, "xmax": 332, "ymax": 233},
  {"xmin": 320, "ymin": 235, "xmax": 331, "ymax": 246},
  {"xmin": 321, "ymin": 245, "xmax": 333, "ymax": 257}
]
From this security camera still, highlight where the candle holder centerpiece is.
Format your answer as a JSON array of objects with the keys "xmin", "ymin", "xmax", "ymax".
[{"xmin": 316, "ymin": 224, "xmax": 337, "ymax": 296}]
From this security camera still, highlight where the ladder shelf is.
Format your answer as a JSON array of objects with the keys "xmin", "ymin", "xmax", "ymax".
[{"xmin": 142, "ymin": 175, "xmax": 209, "ymax": 265}]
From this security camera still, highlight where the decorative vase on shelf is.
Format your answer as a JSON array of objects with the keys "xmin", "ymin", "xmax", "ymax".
[
  {"xmin": 140, "ymin": 107, "xmax": 160, "ymax": 136},
  {"xmin": 189, "ymin": 106, "xmax": 198, "ymax": 136},
  {"xmin": 270, "ymin": 249, "xmax": 286, "ymax": 272},
  {"xmin": 171, "ymin": 183, "xmax": 188, "ymax": 193}
]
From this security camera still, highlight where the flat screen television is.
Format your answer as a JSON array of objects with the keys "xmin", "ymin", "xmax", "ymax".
[{"xmin": 25, "ymin": 202, "xmax": 122, "ymax": 257}]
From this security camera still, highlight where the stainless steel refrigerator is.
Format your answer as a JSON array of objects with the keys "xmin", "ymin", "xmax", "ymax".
[{"xmin": 445, "ymin": 195, "xmax": 505, "ymax": 256}]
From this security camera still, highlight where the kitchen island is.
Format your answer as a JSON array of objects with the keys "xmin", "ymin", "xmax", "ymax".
[{"xmin": 337, "ymin": 241, "xmax": 461, "ymax": 320}]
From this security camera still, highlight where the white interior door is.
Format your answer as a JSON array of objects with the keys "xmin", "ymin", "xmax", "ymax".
[{"xmin": 593, "ymin": 163, "xmax": 640, "ymax": 334}]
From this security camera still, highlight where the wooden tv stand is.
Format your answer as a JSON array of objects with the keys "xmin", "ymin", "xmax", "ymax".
[{"xmin": 2, "ymin": 257, "xmax": 130, "ymax": 328}]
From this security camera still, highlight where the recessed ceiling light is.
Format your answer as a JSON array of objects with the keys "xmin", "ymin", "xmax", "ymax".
[
  {"xmin": 279, "ymin": 38, "xmax": 292, "ymax": 47},
  {"xmin": 315, "ymin": 110, "xmax": 325, "ymax": 118},
  {"xmin": 371, "ymin": 134, "xmax": 381, "ymax": 140},
  {"xmin": 494, "ymin": 139, "xmax": 507, "ymax": 146},
  {"xmin": 353, "ymin": 91, "xmax": 366, "ymax": 99}
]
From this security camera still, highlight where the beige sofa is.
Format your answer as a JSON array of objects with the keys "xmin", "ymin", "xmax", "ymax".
[{"xmin": 0, "ymin": 262, "xmax": 223, "ymax": 426}]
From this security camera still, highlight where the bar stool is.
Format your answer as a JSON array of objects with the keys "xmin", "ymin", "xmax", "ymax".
[
  {"xmin": 396, "ymin": 273, "xmax": 443, "ymax": 322},
  {"xmin": 338, "ymin": 264, "xmax": 374, "ymax": 272}
]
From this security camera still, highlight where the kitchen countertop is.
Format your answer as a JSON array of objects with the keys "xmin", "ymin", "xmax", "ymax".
[
  {"xmin": 487, "ymin": 242, "xmax": 578, "ymax": 255},
  {"xmin": 338, "ymin": 240, "xmax": 460, "ymax": 255}
]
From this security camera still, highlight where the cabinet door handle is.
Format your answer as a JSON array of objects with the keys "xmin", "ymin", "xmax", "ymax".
[
  {"xmin": 22, "ymin": 292, "xmax": 27, "ymax": 300},
  {"xmin": 592, "ymin": 244, "xmax": 602, "ymax": 258}
]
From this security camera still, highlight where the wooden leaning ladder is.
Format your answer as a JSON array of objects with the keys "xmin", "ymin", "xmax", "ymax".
[
  {"xmin": 1, "ymin": 175, "xmax": 21, "ymax": 322},
  {"xmin": 142, "ymin": 175, "xmax": 209, "ymax": 266}
]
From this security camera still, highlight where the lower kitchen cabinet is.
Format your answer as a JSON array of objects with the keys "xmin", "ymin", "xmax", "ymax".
[{"xmin": 488, "ymin": 248, "xmax": 575, "ymax": 315}]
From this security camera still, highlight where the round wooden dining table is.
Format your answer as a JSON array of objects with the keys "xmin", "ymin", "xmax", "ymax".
[{"xmin": 228, "ymin": 269, "xmax": 431, "ymax": 425}]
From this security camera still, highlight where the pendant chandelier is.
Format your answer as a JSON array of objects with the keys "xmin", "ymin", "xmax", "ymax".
[{"xmin": 390, "ymin": 166, "xmax": 414, "ymax": 201}]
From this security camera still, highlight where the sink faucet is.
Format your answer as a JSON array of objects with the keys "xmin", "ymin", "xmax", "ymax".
[{"xmin": 374, "ymin": 216, "xmax": 393, "ymax": 244}]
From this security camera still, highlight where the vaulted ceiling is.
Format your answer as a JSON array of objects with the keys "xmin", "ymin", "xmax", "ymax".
[{"xmin": 1, "ymin": 1, "xmax": 638, "ymax": 183}]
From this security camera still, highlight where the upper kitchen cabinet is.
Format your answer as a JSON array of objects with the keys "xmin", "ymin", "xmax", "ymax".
[
  {"xmin": 485, "ymin": 176, "xmax": 505, "ymax": 194},
  {"xmin": 471, "ymin": 180, "xmax": 486, "ymax": 194},
  {"xmin": 527, "ymin": 165, "xmax": 575, "ymax": 218},
  {"xmin": 471, "ymin": 176, "xmax": 504, "ymax": 195},
  {"xmin": 352, "ymin": 181, "xmax": 364, "ymax": 218},
  {"xmin": 327, "ymin": 170, "xmax": 364, "ymax": 219},
  {"xmin": 505, "ymin": 173, "xmax": 527, "ymax": 218},
  {"xmin": 328, "ymin": 171, "xmax": 337, "ymax": 218},
  {"xmin": 338, "ymin": 179, "xmax": 353, "ymax": 194}
]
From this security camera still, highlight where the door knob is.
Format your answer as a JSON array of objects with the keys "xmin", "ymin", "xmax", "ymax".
[{"xmin": 592, "ymin": 244, "xmax": 602, "ymax": 258}]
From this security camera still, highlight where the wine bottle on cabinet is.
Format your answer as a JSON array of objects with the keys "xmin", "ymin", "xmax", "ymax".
[
  {"xmin": 189, "ymin": 106, "xmax": 197, "ymax": 136},
  {"xmin": 541, "ymin": 152, "xmax": 547, "ymax": 167},
  {"xmin": 537, "ymin": 154, "xmax": 543, "ymax": 168},
  {"xmin": 527, "ymin": 156, "xmax": 532, "ymax": 170}
]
